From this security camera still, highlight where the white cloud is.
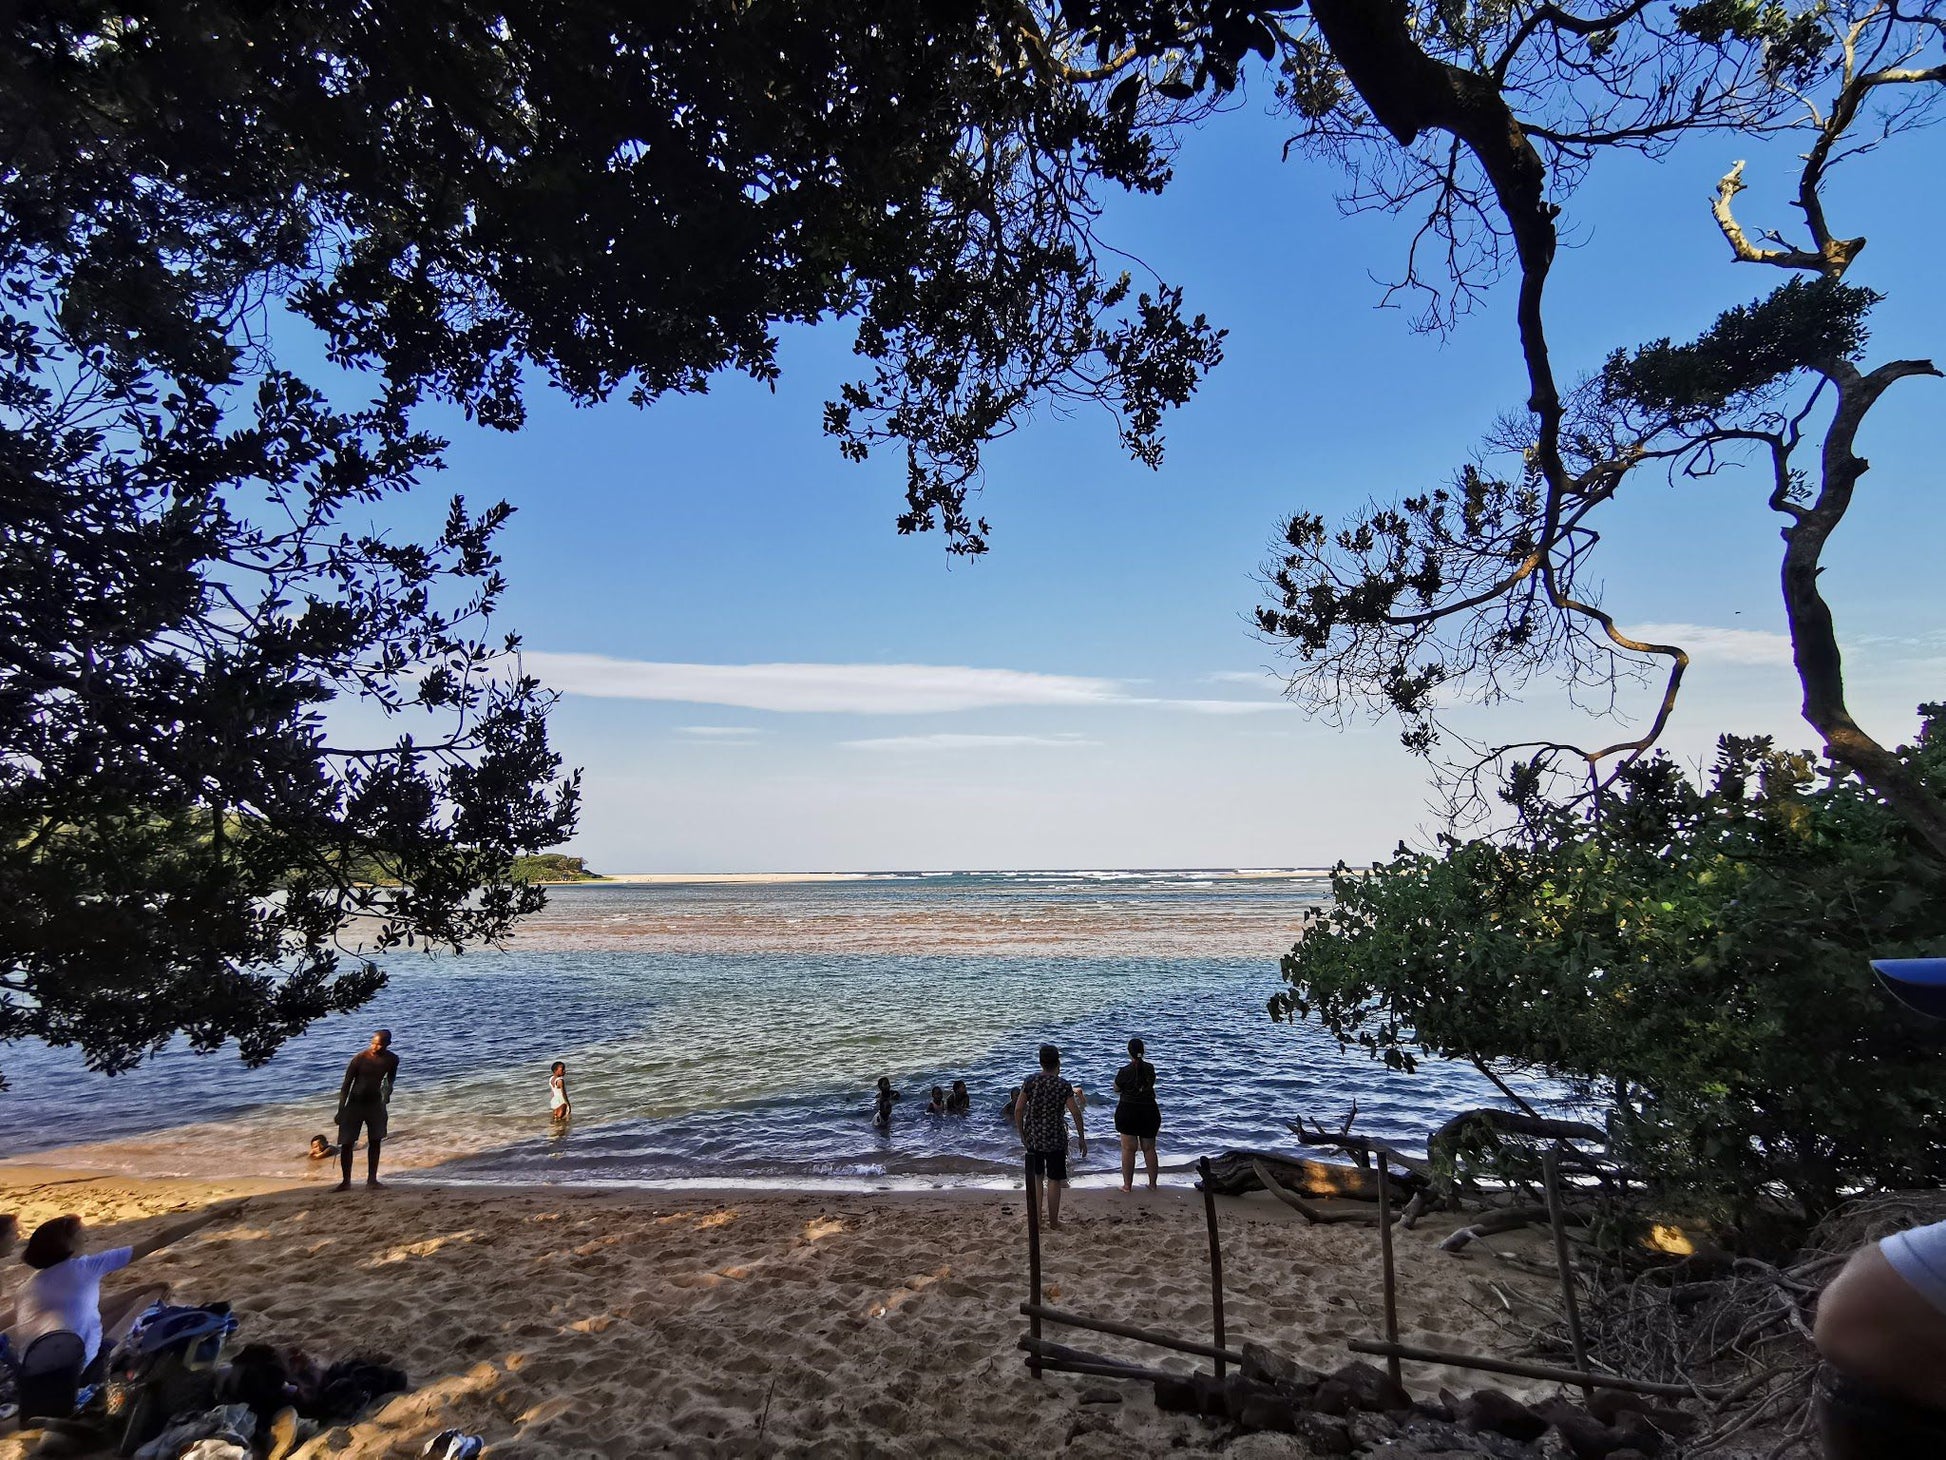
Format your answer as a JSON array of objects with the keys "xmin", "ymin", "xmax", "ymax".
[
  {"xmin": 1162, "ymin": 698, "xmax": 1290, "ymax": 716},
  {"xmin": 1206, "ymin": 669, "xmax": 1275, "ymax": 685},
  {"xmin": 528, "ymin": 652, "xmax": 1288, "ymax": 716},
  {"xmin": 1624, "ymin": 622, "xmax": 1795, "ymax": 665},
  {"xmin": 676, "ymin": 725, "xmax": 764, "ymax": 739},
  {"xmin": 529, "ymin": 653, "xmax": 1121, "ymax": 714},
  {"xmin": 841, "ymin": 733, "xmax": 1101, "ymax": 751}
]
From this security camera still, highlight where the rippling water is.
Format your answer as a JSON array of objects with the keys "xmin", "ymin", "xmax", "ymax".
[{"xmin": 5, "ymin": 872, "xmax": 1553, "ymax": 1187}]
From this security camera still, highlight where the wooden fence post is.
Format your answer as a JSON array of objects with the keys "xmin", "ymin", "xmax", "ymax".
[
  {"xmin": 1198, "ymin": 1156, "xmax": 1226, "ymax": 1380},
  {"xmin": 1542, "ymin": 1150, "xmax": 1590, "ymax": 1395},
  {"xmin": 1376, "ymin": 1151, "xmax": 1402, "ymax": 1392},
  {"xmin": 1026, "ymin": 1157, "xmax": 1044, "ymax": 1379}
]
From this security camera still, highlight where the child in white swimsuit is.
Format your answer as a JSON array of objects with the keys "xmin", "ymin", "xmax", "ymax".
[{"xmin": 549, "ymin": 1061, "xmax": 571, "ymax": 1122}]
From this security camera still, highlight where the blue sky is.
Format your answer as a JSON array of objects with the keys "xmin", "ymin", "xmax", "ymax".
[{"xmin": 356, "ymin": 87, "xmax": 1945, "ymax": 872}]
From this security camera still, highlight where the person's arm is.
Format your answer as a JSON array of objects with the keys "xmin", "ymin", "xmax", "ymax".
[
  {"xmin": 382, "ymin": 1055, "xmax": 397, "ymax": 1104},
  {"xmin": 338, "ymin": 1058, "xmax": 356, "ymax": 1115},
  {"xmin": 127, "ymin": 1199, "xmax": 247, "ymax": 1263},
  {"xmin": 1069, "ymin": 1091, "xmax": 1087, "ymax": 1156},
  {"xmin": 1012, "ymin": 1090, "xmax": 1027, "ymax": 1144}
]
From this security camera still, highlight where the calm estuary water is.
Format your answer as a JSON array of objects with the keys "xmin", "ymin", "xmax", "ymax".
[{"xmin": 3, "ymin": 872, "xmax": 1552, "ymax": 1187}]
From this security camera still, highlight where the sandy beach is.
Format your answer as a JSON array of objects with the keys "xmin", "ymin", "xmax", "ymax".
[{"xmin": 0, "ymin": 1167, "xmax": 1562, "ymax": 1458}]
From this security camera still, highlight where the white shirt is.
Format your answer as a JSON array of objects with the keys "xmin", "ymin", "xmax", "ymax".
[
  {"xmin": 15, "ymin": 1247, "xmax": 134, "ymax": 1363},
  {"xmin": 1883, "ymin": 1219, "xmax": 1946, "ymax": 1317}
]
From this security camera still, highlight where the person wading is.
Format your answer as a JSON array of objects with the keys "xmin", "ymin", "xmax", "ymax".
[
  {"xmin": 335, "ymin": 1030, "xmax": 399, "ymax": 1191},
  {"xmin": 1113, "ymin": 1036, "xmax": 1162, "ymax": 1192},
  {"xmin": 1013, "ymin": 1044, "xmax": 1087, "ymax": 1231}
]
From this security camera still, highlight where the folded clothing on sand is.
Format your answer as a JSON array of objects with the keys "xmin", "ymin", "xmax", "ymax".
[
  {"xmin": 422, "ymin": 1428, "xmax": 485, "ymax": 1459},
  {"xmin": 131, "ymin": 1400, "xmax": 254, "ymax": 1460}
]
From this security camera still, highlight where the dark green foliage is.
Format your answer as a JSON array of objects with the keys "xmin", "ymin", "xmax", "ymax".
[
  {"xmin": 1675, "ymin": 0, "xmax": 1834, "ymax": 87},
  {"xmin": 3, "ymin": 2, "xmax": 1229, "ymax": 1078},
  {"xmin": 1256, "ymin": 462, "xmax": 1549, "ymax": 752},
  {"xmin": 1602, "ymin": 278, "xmax": 1881, "ymax": 422},
  {"xmin": 1058, "ymin": 0, "xmax": 1281, "ymax": 98},
  {"xmin": 510, "ymin": 854, "xmax": 602, "ymax": 883},
  {"xmin": 0, "ymin": 344, "xmax": 581, "ymax": 1079},
  {"xmin": 3, "ymin": 2, "xmax": 1221, "ymax": 557},
  {"xmin": 1274, "ymin": 711, "xmax": 1946, "ymax": 1219}
]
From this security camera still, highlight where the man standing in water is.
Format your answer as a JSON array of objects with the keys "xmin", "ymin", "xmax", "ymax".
[
  {"xmin": 335, "ymin": 1030, "xmax": 399, "ymax": 1191},
  {"xmin": 1014, "ymin": 1044, "xmax": 1086, "ymax": 1230}
]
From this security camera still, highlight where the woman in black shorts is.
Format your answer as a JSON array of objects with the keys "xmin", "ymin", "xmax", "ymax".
[{"xmin": 1113, "ymin": 1037, "xmax": 1161, "ymax": 1192}]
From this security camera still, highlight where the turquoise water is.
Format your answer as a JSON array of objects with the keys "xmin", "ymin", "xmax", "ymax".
[{"xmin": 4, "ymin": 873, "xmax": 1553, "ymax": 1185}]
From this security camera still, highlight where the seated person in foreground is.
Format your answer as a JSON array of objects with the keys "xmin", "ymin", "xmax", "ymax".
[
  {"xmin": 1813, "ymin": 958, "xmax": 1946, "ymax": 1455},
  {"xmin": 308, "ymin": 1134, "xmax": 337, "ymax": 1161},
  {"xmin": 1815, "ymin": 1217, "xmax": 1946, "ymax": 1454},
  {"xmin": 12, "ymin": 1202, "xmax": 247, "ymax": 1384}
]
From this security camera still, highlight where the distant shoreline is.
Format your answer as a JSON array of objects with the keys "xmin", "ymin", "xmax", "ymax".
[{"xmin": 571, "ymin": 867, "xmax": 1336, "ymax": 885}]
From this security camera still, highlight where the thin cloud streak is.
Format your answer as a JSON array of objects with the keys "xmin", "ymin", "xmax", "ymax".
[
  {"xmin": 1626, "ymin": 622, "xmax": 1794, "ymax": 665},
  {"xmin": 676, "ymin": 725, "xmax": 764, "ymax": 739},
  {"xmin": 528, "ymin": 651, "xmax": 1287, "ymax": 716},
  {"xmin": 1156, "ymin": 698, "xmax": 1289, "ymax": 716},
  {"xmin": 842, "ymin": 733, "xmax": 1101, "ymax": 751}
]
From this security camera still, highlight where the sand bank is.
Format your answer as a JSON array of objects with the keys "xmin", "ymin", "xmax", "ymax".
[
  {"xmin": 587, "ymin": 870, "xmax": 1329, "ymax": 886},
  {"xmin": 0, "ymin": 1168, "xmax": 1567, "ymax": 1458}
]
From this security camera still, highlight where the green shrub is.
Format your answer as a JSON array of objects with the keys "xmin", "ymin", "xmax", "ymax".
[{"xmin": 1275, "ymin": 708, "xmax": 1946, "ymax": 1221}]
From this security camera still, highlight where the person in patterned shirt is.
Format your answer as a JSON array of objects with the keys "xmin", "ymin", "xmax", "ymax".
[{"xmin": 1012, "ymin": 1044, "xmax": 1087, "ymax": 1230}]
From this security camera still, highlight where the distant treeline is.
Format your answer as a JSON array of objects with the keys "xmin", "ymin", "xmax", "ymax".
[{"xmin": 510, "ymin": 853, "xmax": 604, "ymax": 883}]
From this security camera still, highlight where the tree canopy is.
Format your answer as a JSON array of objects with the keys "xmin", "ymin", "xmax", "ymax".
[
  {"xmin": 1222, "ymin": 0, "xmax": 1944, "ymax": 849},
  {"xmin": 1042, "ymin": 2, "xmax": 1945, "ymax": 847},
  {"xmin": 7, "ymin": 1, "xmax": 1939, "ymax": 1101},
  {"xmin": 0, "ymin": 1, "xmax": 1224, "ymax": 1077},
  {"xmin": 1045, "ymin": 1, "xmax": 1945, "ymax": 1214}
]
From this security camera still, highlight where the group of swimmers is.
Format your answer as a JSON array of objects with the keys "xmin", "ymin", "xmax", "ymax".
[
  {"xmin": 870, "ymin": 1036, "xmax": 1165, "ymax": 1203},
  {"xmin": 309, "ymin": 1026, "xmax": 1162, "ymax": 1208},
  {"xmin": 869, "ymin": 1076, "xmax": 974, "ymax": 1126}
]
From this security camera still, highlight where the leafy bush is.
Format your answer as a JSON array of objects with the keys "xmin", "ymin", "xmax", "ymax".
[{"xmin": 1274, "ymin": 709, "xmax": 1946, "ymax": 1221}]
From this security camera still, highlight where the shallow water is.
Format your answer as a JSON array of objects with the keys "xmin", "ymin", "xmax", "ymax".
[{"xmin": 4, "ymin": 872, "xmax": 1555, "ymax": 1186}]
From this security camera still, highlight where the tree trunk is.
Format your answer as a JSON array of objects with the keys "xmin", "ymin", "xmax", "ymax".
[{"xmin": 1784, "ymin": 359, "xmax": 1946, "ymax": 862}]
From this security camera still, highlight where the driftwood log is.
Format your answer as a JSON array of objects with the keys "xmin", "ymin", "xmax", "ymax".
[
  {"xmin": 1017, "ymin": 1336, "xmax": 1177, "ymax": 1383},
  {"xmin": 1201, "ymin": 1148, "xmax": 1421, "ymax": 1201},
  {"xmin": 1426, "ymin": 1109, "xmax": 1611, "ymax": 1199},
  {"xmin": 1436, "ymin": 1205, "xmax": 1572, "ymax": 1252},
  {"xmin": 1427, "ymin": 1110, "xmax": 1607, "ymax": 1168},
  {"xmin": 1252, "ymin": 1159, "xmax": 1388, "ymax": 1224},
  {"xmin": 1287, "ymin": 1117, "xmax": 1436, "ymax": 1183}
]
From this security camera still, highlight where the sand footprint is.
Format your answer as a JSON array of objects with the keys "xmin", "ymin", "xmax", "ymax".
[{"xmin": 861, "ymin": 1264, "xmax": 952, "ymax": 1321}]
